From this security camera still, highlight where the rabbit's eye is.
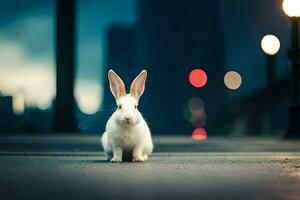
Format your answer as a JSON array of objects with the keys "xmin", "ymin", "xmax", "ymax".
[
  {"xmin": 134, "ymin": 105, "xmax": 137, "ymax": 109},
  {"xmin": 118, "ymin": 105, "xmax": 122, "ymax": 109}
]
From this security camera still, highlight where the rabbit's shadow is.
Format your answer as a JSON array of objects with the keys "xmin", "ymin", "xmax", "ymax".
[
  {"xmin": 59, "ymin": 159, "xmax": 108, "ymax": 165},
  {"xmin": 80, "ymin": 160, "xmax": 108, "ymax": 164},
  {"xmin": 85, "ymin": 160, "xmax": 135, "ymax": 163},
  {"xmin": 66, "ymin": 152, "xmax": 135, "ymax": 164},
  {"xmin": 74, "ymin": 159, "xmax": 135, "ymax": 164}
]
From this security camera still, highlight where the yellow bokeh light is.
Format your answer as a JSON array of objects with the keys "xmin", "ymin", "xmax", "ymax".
[
  {"xmin": 283, "ymin": 0, "xmax": 300, "ymax": 17},
  {"xmin": 261, "ymin": 35, "xmax": 280, "ymax": 56},
  {"xmin": 13, "ymin": 93, "xmax": 25, "ymax": 115},
  {"xmin": 75, "ymin": 81, "xmax": 101, "ymax": 115},
  {"xmin": 224, "ymin": 71, "xmax": 242, "ymax": 90}
]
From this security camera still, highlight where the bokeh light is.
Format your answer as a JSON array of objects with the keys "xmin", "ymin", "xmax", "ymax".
[
  {"xmin": 75, "ymin": 81, "xmax": 102, "ymax": 115},
  {"xmin": 190, "ymin": 110, "xmax": 207, "ymax": 127},
  {"xmin": 282, "ymin": 0, "xmax": 300, "ymax": 17},
  {"xmin": 261, "ymin": 35, "xmax": 280, "ymax": 56},
  {"xmin": 12, "ymin": 93, "xmax": 25, "ymax": 115},
  {"xmin": 188, "ymin": 97, "xmax": 207, "ymax": 127},
  {"xmin": 224, "ymin": 71, "xmax": 242, "ymax": 90},
  {"xmin": 192, "ymin": 128, "xmax": 208, "ymax": 140},
  {"xmin": 189, "ymin": 69, "xmax": 207, "ymax": 88},
  {"xmin": 188, "ymin": 97, "xmax": 204, "ymax": 111}
]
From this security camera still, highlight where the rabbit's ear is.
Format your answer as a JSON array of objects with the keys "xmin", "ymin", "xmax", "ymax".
[
  {"xmin": 108, "ymin": 70, "xmax": 126, "ymax": 100},
  {"xmin": 130, "ymin": 70, "xmax": 147, "ymax": 99}
]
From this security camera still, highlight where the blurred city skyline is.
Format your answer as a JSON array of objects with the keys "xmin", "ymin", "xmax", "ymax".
[
  {"xmin": 0, "ymin": 0, "xmax": 136, "ymax": 114},
  {"xmin": 0, "ymin": 0, "xmax": 293, "ymax": 115},
  {"xmin": 0, "ymin": 0, "xmax": 297, "ymax": 136},
  {"xmin": 0, "ymin": 0, "xmax": 293, "ymax": 114}
]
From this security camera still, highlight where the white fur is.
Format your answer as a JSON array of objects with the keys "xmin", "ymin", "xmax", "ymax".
[{"xmin": 101, "ymin": 70, "xmax": 153, "ymax": 162}]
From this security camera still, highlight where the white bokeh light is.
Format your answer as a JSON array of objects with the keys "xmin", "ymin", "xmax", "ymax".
[
  {"xmin": 283, "ymin": 0, "xmax": 300, "ymax": 17},
  {"xmin": 75, "ymin": 81, "xmax": 102, "ymax": 115},
  {"xmin": 261, "ymin": 35, "xmax": 281, "ymax": 56}
]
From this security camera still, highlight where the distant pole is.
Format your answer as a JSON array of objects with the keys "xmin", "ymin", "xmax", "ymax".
[
  {"xmin": 286, "ymin": 18, "xmax": 300, "ymax": 138},
  {"xmin": 282, "ymin": 0, "xmax": 300, "ymax": 138},
  {"xmin": 266, "ymin": 55, "xmax": 276, "ymax": 86},
  {"xmin": 267, "ymin": 55, "xmax": 276, "ymax": 133},
  {"xmin": 52, "ymin": 0, "xmax": 78, "ymax": 132}
]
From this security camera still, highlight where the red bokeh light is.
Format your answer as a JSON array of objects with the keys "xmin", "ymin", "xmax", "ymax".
[
  {"xmin": 189, "ymin": 69, "xmax": 207, "ymax": 88},
  {"xmin": 192, "ymin": 128, "xmax": 208, "ymax": 140}
]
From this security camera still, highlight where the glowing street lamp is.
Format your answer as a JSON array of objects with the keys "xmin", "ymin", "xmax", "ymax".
[
  {"xmin": 282, "ymin": 0, "xmax": 300, "ymax": 138},
  {"xmin": 261, "ymin": 34, "xmax": 280, "ymax": 86},
  {"xmin": 261, "ymin": 35, "xmax": 281, "ymax": 56},
  {"xmin": 283, "ymin": 0, "xmax": 300, "ymax": 17}
]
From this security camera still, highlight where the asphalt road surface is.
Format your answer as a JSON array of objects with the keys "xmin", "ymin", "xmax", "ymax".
[{"xmin": 0, "ymin": 135, "xmax": 299, "ymax": 200}]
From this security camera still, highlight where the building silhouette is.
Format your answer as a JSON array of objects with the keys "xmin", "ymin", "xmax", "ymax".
[
  {"xmin": 105, "ymin": 25, "xmax": 138, "ymax": 91},
  {"xmin": 96, "ymin": 25, "xmax": 139, "ymax": 131},
  {"xmin": 0, "ymin": 96, "xmax": 25, "ymax": 133},
  {"xmin": 0, "ymin": 96, "xmax": 13, "ymax": 115},
  {"xmin": 136, "ymin": 0, "xmax": 226, "ymax": 134}
]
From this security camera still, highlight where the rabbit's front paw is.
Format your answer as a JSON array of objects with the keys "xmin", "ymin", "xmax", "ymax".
[
  {"xmin": 110, "ymin": 156, "xmax": 122, "ymax": 162},
  {"xmin": 142, "ymin": 155, "xmax": 148, "ymax": 161},
  {"xmin": 132, "ymin": 156, "xmax": 145, "ymax": 162}
]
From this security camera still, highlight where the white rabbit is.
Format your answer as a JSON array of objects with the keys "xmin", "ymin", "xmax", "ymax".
[{"xmin": 101, "ymin": 69, "xmax": 153, "ymax": 162}]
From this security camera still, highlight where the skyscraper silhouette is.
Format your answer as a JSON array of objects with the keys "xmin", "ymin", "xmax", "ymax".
[
  {"xmin": 137, "ymin": 0, "xmax": 226, "ymax": 134},
  {"xmin": 99, "ymin": 26, "xmax": 140, "ymax": 128}
]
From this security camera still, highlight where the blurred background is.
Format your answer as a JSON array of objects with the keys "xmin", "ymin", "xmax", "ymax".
[{"xmin": 0, "ymin": 0, "xmax": 298, "ymax": 138}]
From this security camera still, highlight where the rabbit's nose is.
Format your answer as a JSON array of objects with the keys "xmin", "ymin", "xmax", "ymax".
[{"xmin": 124, "ymin": 117, "xmax": 131, "ymax": 124}]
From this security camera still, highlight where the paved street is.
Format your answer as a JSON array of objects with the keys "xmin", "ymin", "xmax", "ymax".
[{"xmin": 0, "ymin": 135, "xmax": 300, "ymax": 200}]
